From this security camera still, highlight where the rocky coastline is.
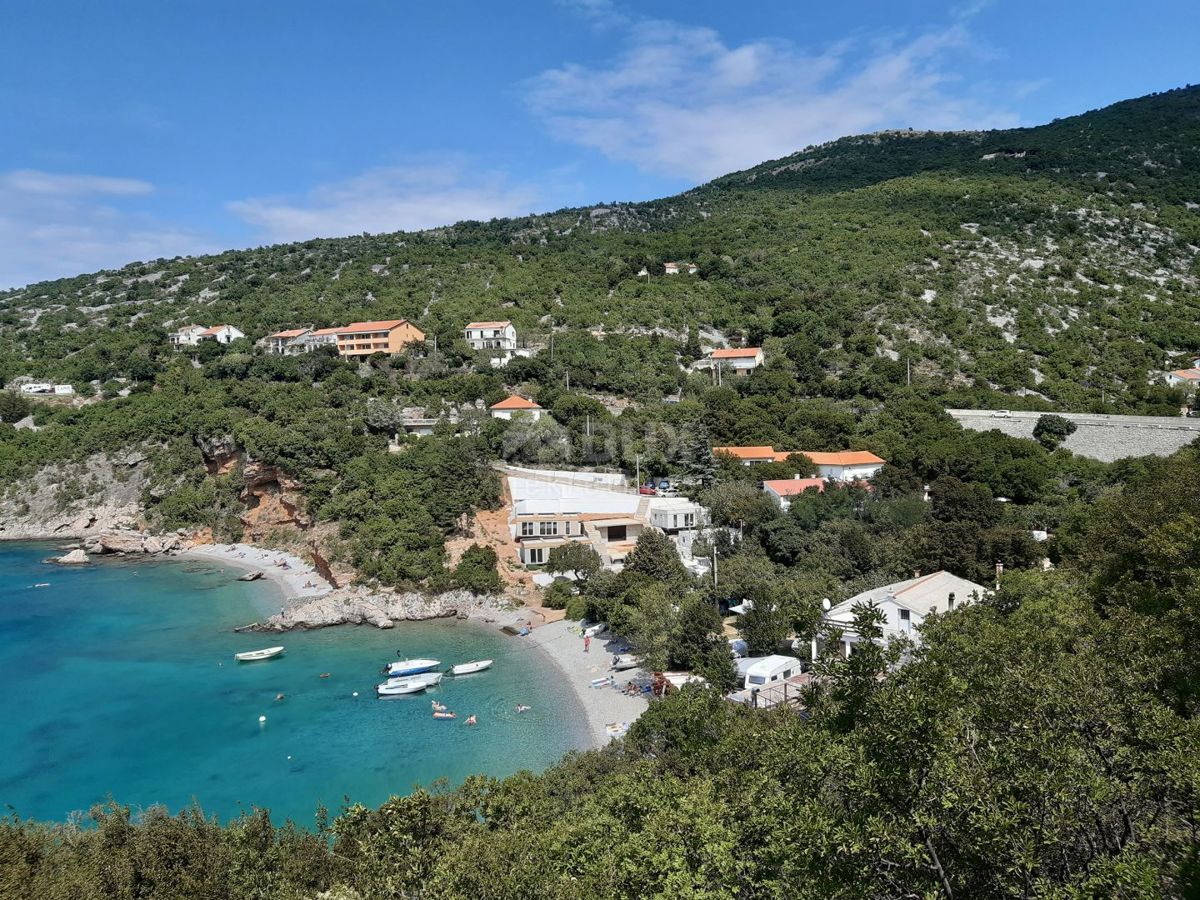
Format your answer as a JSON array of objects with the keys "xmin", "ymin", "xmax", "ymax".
[{"xmin": 235, "ymin": 587, "xmax": 514, "ymax": 632}]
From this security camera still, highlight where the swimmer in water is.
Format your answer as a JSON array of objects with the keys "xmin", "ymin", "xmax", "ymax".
[
  {"xmin": 275, "ymin": 693, "xmax": 285, "ymax": 702},
  {"xmin": 465, "ymin": 715, "xmax": 477, "ymax": 726}
]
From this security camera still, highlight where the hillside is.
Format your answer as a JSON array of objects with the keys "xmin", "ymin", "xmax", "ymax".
[{"xmin": 2, "ymin": 85, "xmax": 1199, "ymax": 413}]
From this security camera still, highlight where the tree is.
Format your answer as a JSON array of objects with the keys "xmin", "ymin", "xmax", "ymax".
[
  {"xmin": 623, "ymin": 529, "xmax": 690, "ymax": 585},
  {"xmin": 545, "ymin": 542, "xmax": 601, "ymax": 584},
  {"xmin": 452, "ymin": 544, "xmax": 502, "ymax": 594},
  {"xmin": 1032, "ymin": 413, "xmax": 1077, "ymax": 449}
]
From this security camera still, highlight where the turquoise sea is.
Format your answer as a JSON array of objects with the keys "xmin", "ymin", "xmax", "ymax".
[{"xmin": 0, "ymin": 542, "xmax": 588, "ymax": 825}]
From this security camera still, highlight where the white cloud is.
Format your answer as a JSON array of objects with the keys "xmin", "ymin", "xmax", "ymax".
[
  {"xmin": 228, "ymin": 162, "xmax": 543, "ymax": 244},
  {"xmin": 0, "ymin": 170, "xmax": 215, "ymax": 289},
  {"xmin": 526, "ymin": 14, "xmax": 1020, "ymax": 181}
]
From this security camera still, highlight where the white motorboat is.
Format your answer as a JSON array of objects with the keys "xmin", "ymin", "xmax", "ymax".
[
  {"xmin": 382, "ymin": 657, "xmax": 441, "ymax": 677},
  {"xmin": 376, "ymin": 679, "xmax": 426, "ymax": 697},
  {"xmin": 584, "ymin": 622, "xmax": 608, "ymax": 638},
  {"xmin": 235, "ymin": 646, "xmax": 285, "ymax": 662},
  {"xmin": 405, "ymin": 672, "xmax": 443, "ymax": 688},
  {"xmin": 610, "ymin": 654, "xmax": 638, "ymax": 671},
  {"xmin": 450, "ymin": 659, "xmax": 493, "ymax": 676}
]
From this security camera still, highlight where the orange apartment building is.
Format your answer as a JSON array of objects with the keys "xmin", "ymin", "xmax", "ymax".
[{"xmin": 334, "ymin": 320, "xmax": 426, "ymax": 357}]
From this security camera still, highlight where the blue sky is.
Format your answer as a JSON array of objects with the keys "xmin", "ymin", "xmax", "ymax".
[{"xmin": 0, "ymin": 0, "xmax": 1196, "ymax": 288}]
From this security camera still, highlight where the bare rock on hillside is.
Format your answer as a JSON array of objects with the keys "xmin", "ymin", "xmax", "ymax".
[{"xmin": 242, "ymin": 588, "xmax": 507, "ymax": 632}]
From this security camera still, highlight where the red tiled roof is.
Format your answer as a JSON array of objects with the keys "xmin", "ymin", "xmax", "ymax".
[
  {"xmin": 1170, "ymin": 369, "xmax": 1200, "ymax": 380},
  {"xmin": 713, "ymin": 446, "xmax": 779, "ymax": 460},
  {"xmin": 711, "ymin": 347, "xmax": 762, "ymax": 359},
  {"xmin": 763, "ymin": 478, "xmax": 827, "ymax": 496},
  {"xmin": 200, "ymin": 325, "xmax": 233, "ymax": 336},
  {"xmin": 269, "ymin": 328, "xmax": 309, "ymax": 339},
  {"xmin": 490, "ymin": 394, "xmax": 542, "ymax": 410},
  {"xmin": 803, "ymin": 451, "xmax": 885, "ymax": 466}
]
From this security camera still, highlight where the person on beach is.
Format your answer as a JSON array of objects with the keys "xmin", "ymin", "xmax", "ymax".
[{"xmin": 584, "ymin": 635, "xmax": 591, "ymax": 653}]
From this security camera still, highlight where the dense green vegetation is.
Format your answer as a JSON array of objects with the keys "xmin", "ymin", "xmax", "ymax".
[
  {"xmin": 2, "ymin": 86, "xmax": 1200, "ymax": 897},
  {"xmin": 5, "ymin": 449, "xmax": 1200, "ymax": 897}
]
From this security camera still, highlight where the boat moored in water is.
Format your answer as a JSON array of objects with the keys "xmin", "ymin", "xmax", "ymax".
[
  {"xmin": 382, "ymin": 657, "xmax": 441, "ymax": 677},
  {"xmin": 405, "ymin": 672, "xmax": 443, "ymax": 688},
  {"xmin": 450, "ymin": 659, "xmax": 493, "ymax": 676},
  {"xmin": 235, "ymin": 646, "xmax": 285, "ymax": 662},
  {"xmin": 376, "ymin": 679, "xmax": 426, "ymax": 697}
]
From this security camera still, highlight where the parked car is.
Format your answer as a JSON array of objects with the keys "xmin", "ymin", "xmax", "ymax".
[
  {"xmin": 657, "ymin": 479, "xmax": 671, "ymax": 491},
  {"xmin": 990, "ymin": 409, "xmax": 1012, "ymax": 418},
  {"xmin": 639, "ymin": 483, "xmax": 657, "ymax": 495}
]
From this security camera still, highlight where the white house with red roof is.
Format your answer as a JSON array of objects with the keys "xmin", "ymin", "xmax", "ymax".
[
  {"xmin": 803, "ymin": 450, "xmax": 886, "ymax": 482},
  {"xmin": 709, "ymin": 347, "xmax": 764, "ymax": 375},
  {"xmin": 1163, "ymin": 368, "xmax": 1200, "ymax": 389},
  {"xmin": 762, "ymin": 477, "xmax": 829, "ymax": 511},
  {"xmin": 489, "ymin": 394, "xmax": 544, "ymax": 421},
  {"xmin": 663, "ymin": 261, "xmax": 698, "ymax": 275},
  {"xmin": 170, "ymin": 324, "xmax": 244, "ymax": 350},
  {"xmin": 265, "ymin": 328, "xmax": 312, "ymax": 355}
]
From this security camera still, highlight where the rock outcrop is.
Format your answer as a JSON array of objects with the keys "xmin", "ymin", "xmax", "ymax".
[
  {"xmin": 84, "ymin": 530, "xmax": 184, "ymax": 555},
  {"xmin": 197, "ymin": 434, "xmax": 242, "ymax": 475},
  {"xmin": 240, "ymin": 462, "xmax": 311, "ymax": 541},
  {"xmin": 0, "ymin": 451, "xmax": 150, "ymax": 539},
  {"xmin": 53, "ymin": 548, "xmax": 90, "ymax": 565},
  {"xmin": 240, "ymin": 588, "xmax": 508, "ymax": 632}
]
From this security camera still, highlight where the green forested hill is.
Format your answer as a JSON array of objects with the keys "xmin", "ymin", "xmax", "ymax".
[{"xmin": 2, "ymin": 86, "xmax": 1199, "ymax": 412}]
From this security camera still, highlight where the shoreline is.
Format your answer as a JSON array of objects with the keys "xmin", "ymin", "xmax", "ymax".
[
  {"xmin": 523, "ymin": 620, "xmax": 648, "ymax": 748},
  {"xmin": 174, "ymin": 543, "xmax": 333, "ymax": 604}
]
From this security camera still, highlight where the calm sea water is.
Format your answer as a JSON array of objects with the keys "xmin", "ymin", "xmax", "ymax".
[{"xmin": 0, "ymin": 542, "xmax": 587, "ymax": 825}]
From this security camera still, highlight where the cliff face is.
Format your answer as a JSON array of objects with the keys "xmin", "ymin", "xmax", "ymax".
[
  {"xmin": 238, "ymin": 461, "xmax": 312, "ymax": 542},
  {"xmin": 0, "ymin": 451, "xmax": 150, "ymax": 539}
]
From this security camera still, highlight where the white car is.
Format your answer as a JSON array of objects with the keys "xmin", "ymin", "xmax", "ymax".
[{"xmin": 990, "ymin": 409, "xmax": 1012, "ymax": 418}]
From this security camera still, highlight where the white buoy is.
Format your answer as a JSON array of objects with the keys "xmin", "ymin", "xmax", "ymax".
[
  {"xmin": 287, "ymin": 755, "xmax": 292, "ymax": 760},
  {"xmin": 258, "ymin": 715, "xmax": 267, "ymax": 723},
  {"xmin": 352, "ymin": 691, "xmax": 359, "ymax": 697}
]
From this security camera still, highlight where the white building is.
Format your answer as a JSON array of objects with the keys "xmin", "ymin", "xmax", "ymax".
[
  {"xmin": 816, "ymin": 571, "xmax": 988, "ymax": 659},
  {"xmin": 710, "ymin": 347, "xmax": 764, "ymax": 375},
  {"xmin": 762, "ymin": 477, "xmax": 828, "ymax": 511},
  {"xmin": 170, "ymin": 324, "xmax": 244, "ymax": 350},
  {"xmin": 1163, "ymin": 368, "xmax": 1200, "ymax": 389},
  {"xmin": 265, "ymin": 328, "xmax": 312, "ymax": 355},
  {"xmin": 18, "ymin": 383, "xmax": 75, "ymax": 396},
  {"xmin": 645, "ymin": 496, "xmax": 707, "ymax": 533},
  {"xmin": 803, "ymin": 451, "xmax": 886, "ymax": 482},
  {"xmin": 489, "ymin": 394, "xmax": 544, "ymax": 421},
  {"xmin": 663, "ymin": 261, "xmax": 698, "ymax": 275},
  {"xmin": 464, "ymin": 321, "xmax": 517, "ymax": 351}
]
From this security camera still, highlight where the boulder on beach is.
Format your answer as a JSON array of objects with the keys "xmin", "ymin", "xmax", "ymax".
[{"xmin": 54, "ymin": 548, "xmax": 90, "ymax": 565}]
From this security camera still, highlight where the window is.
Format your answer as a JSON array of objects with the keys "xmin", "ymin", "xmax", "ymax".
[
  {"xmin": 521, "ymin": 522, "xmax": 535, "ymax": 537},
  {"xmin": 539, "ymin": 521, "xmax": 559, "ymax": 536},
  {"xmin": 899, "ymin": 609, "xmax": 911, "ymax": 622},
  {"xmin": 684, "ymin": 513, "xmax": 695, "ymax": 528},
  {"xmin": 526, "ymin": 547, "xmax": 544, "ymax": 565}
]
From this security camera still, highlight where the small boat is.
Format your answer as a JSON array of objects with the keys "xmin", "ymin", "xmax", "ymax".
[
  {"xmin": 235, "ymin": 646, "xmax": 285, "ymax": 662},
  {"xmin": 605, "ymin": 722, "xmax": 630, "ymax": 740},
  {"xmin": 500, "ymin": 624, "xmax": 522, "ymax": 636},
  {"xmin": 611, "ymin": 654, "xmax": 638, "ymax": 671},
  {"xmin": 590, "ymin": 675, "xmax": 614, "ymax": 688},
  {"xmin": 584, "ymin": 622, "xmax": 608, "ymax": 638},
  {"xmin": 237, "ymin": 571, "xmax": 263, "ymax": 582},
  {"xmin": 405, "ymin": 672, "xmax": 443, "ymax": 688},
  {"xmin": 382, "ymin": 657, "xmax": 441, "ymax": 677},
  {"xmin": 432, "ymin": 710, "xmax": 456, "ymax": 719},
  {"xmin": 376, "ymin": 679, "xmax": 426, "ymax": 697},
  {"xmin": 450, "ymin": 659, "xmax": 493, "ymax": 676}
]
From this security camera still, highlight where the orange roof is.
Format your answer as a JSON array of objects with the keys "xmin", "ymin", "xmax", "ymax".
[
  {"xmin": 1171, "ymin": 369, "xmax": 1200, "ymax": 380},
  {"xmin": 200, "ymin": 325, "xmax": 235, "ymax": 335},
  {"xmin": 490, "ymin": 394, "xmax": 542, "ymax": 410},
  {"xmin": 269, "ymin": 328, "xmax": 309, "ymax": 339},
  {"xmin": 763, "ymin": 478, "xmax": 827, "ymax": 496},
  {"xmin": 309, "ymin": 327, "xmax": 341, "ymax": 336},
  {"xmin": 337, "ymin": 319, "xmax": 409, "ymax": 334},
  {"xmin": 713, "ymin": 446, "xmax": 779, "ymax": 460},
  {"xmin": 465, "ymin": 320, "xmax": 512, "ymax": 329},
  {"xmin": 803, "ymin": 451, "xmax": 885, "ymax": 466},
  {"xmin": 711, "ymin": 347, "xmax": 762, "ymax": 359}
]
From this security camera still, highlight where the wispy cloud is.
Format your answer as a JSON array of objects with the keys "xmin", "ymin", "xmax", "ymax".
[
  {"xmin": 228, "ymin": 161, "xmax": 543, "ymax": 244},
  {"xmin": 0, "ymin": 170, "xmax": 214, "ymax": 289},
  {"xmin": 527, "ymin": 11, "xmax": 1019, "ymax": 181}
]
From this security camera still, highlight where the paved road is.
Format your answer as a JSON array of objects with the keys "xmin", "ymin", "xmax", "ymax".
[{"xmin": 946, "ymin": 409, "xmax": 1200, "ymax": 462}]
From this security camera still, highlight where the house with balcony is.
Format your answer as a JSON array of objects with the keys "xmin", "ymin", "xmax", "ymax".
[
  {"xmin": 762, "ymin": 477, "xmax": 828, "ymax": 511},
  {"xmin": 710, "ymin": 347, "xmax": 764, "ymax": 375},
  {"xmin": 170, "ymin": 324, "xmax": 244, "ymax": 350},
  {"xmin": 464, "ymin": 320, "xmax": 517, "ymax": 351},
  {"xmin": 265, "ymin": 328, "xmax": 312, "ymax": 355},
  {"xmin": 333, "ymin": 320, "xmax": 425, "ymax": 357},
  {"xmin": 813, "ymin": 571, "xmax": 988, "ymax": 660},
  {"xmin": 804, "ymin": 451, "xmax": 886, "ymax": 482}
]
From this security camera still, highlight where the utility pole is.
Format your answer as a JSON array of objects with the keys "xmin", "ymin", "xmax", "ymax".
[
  {"xmin": 906, "ymin": 357, "xmax": 911, "ymax": 386},
  {"xmin": 565, "ymin": 370, "xmax": 570, "ymax": 390},
  {"xmin": 550, "ymin": 334, "xmax": 554, "ymax": 361}
]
